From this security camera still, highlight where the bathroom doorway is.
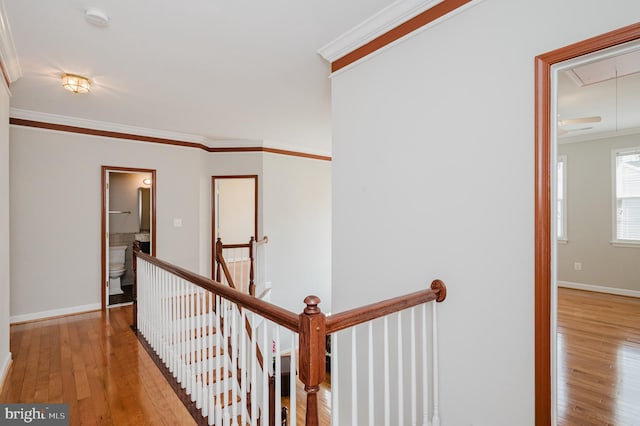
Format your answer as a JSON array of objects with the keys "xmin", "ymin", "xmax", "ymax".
[{"xmin": 101, "ymin": 166, "xmax": 156, "ymax": 309}]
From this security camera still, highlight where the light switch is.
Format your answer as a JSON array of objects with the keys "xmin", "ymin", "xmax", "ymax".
[{"xmin": 173, "ymin": 218, "xmax": 182, "ymax": 227}]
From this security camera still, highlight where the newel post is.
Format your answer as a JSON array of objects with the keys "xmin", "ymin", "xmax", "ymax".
[
  {"xmin": 249, "ymin": 236, "xmax": 255, "ymax": 296},
  {"xmin": 298, "ymin": 296, "xmax": 326, "ymax": 426},
  {"xmin": 215, "ymin": 237, "xmax": 223, "ymax": 282},
  {"xmin": 132, "ymin": 241, "xmax": 140, "ymax": 330}
]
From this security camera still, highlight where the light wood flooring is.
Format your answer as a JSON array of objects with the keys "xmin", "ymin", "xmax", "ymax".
[
  {"xmin": 557, "ymin": 287, "xmax": 640, "ymax": 425},
  {"xmin": 0, "ymin": 305, "xmax": 330, "ymax": 425}
]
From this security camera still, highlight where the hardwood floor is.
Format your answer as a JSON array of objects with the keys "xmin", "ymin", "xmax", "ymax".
[
  {"xmin": 557, "ymin": 288, "xmax": 640, "ymax": 425},
  {"xmin": 0, "ymin": 307, "xmax": 195, "ymax": 425},
  {"xmin": 0, "ymin": 305, "xmax": 331, "ymax": 425}
]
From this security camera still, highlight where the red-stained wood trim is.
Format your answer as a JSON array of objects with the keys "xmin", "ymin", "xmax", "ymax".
[
  {"xmin": 534, "ymin": 22, "xmax": 640, "ymax": 426},
  {"xmin": 9, "ymin": 118, "xmax": 333, "ymax": 161},
  {"xmin": 211, "ymin": 175, "xmax": 259, "ymax": 279},
  {"xmin": 101, "ymin": 165, "xmax": 157, "ymax": 310},
  {"xmin": 325, "ymin": 280, "xmax": 446, "ymax": 334},
  {"xmin": 11, "ymin": 118, "xmax": 209, "ymax": 150},
  {"xmin": 135, "ymin": 250, "xmax": 301, "ymax": 332},
  {"xmin": 331, "ymin": 0, "xmax": 471, "ymax": 73}
]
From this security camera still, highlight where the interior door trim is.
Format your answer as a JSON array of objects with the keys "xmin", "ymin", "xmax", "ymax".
[
  {"xmin": 534, "ymin": 22, "xmax": 640, "ymax": 425},
  {"xmin": 101, "ymin": 165, "xmax": 157, "ymax": 310}
]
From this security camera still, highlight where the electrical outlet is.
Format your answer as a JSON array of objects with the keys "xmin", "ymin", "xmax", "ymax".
[{"xmin": 574, "ymin": 262, "xmax": 582, "ymax": 271}]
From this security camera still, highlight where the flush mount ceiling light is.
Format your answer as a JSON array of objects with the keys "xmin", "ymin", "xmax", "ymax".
[
  {"xmin": 142, "ymin": 178, "xmax": 152, "ymax": 185},
  {"xmin": 61, "ymin": 74, "xmax": 91, "ymax": 94},
  {"xmin": 85, "ymin": 8, "xmax": 109, "ymax": 27}
]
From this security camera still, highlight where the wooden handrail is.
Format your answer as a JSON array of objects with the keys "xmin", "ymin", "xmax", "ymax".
[
  {"xmin": 134, "ymin": 249, "xmax": 300, "ymax": 332},
  {"xmin": 134, "ymin": 246, "xmax": 448, "ymax": 426},
  {"xmin": 221, "ymin": 242, "xmax": 252, "ymax": 249},
  {"xmin": 325, "ymin": 279, "xmax": 447, "ymax": 334}
]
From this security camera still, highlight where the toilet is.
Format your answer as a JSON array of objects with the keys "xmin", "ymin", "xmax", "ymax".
[{"xmin": 109, "ymin": 245, "xmax": 128, "ymax": 295}]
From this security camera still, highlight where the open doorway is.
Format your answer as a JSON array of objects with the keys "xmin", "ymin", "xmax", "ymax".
[
  {"xmin": 101, "ymin": 166, "xmax": 156, "ymax": 309},
  {"xmin": 211, "ymin": 175, "xmax": 258, "ymax": 290},
  {"xmin": 535, "ymin": 23, "xmax": 640, "ymax": 425}
]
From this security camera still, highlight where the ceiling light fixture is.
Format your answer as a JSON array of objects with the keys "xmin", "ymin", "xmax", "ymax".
[
  {"xmin": 61, "ymin": 74, "xmax": 91, "ymax": 94},
  {"xmin": 85, "ymin": 8, "xmax": 109, "ymax": 27},
  {"xmin": 143, "ymin": 178, "xmax": 152, "ymax": 185}
]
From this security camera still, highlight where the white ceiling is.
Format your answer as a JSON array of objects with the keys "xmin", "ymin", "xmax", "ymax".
[
  {"xmin": 3, "ymin": 0, "xmax": 394, "ymax": 155},
  {"xmin": 557, "ymin": 44, "xmax": 640, "ymax": 142}
]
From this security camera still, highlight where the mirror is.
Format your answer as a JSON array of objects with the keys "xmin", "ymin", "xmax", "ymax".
[{"xmin": 138, "ymin": 187, "xmax": 151, "ymax": 232}]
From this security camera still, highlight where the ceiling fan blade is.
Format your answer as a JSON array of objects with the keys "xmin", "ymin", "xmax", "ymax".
[{"xmin": 558, "ymin": 116, "xmax": 602, "ymax": 126}]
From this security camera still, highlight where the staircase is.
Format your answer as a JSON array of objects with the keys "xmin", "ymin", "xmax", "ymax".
[{"xmin": 133, "ymin": 241, "xmax": 447, "ymax": 426}]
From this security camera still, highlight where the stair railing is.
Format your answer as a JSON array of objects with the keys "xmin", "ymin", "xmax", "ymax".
[
  {"xmin": 215, "ymin": 237, "xmax": 255, "ymax": 295},
  {"xmin": 133, "ymin": 246, "xmax": 447, "ymax": 426}
]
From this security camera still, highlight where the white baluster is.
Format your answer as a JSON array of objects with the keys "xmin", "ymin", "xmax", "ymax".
[
  {"xmin": 215, "ymin": 295, "xmax": 223, "ymax": 424},
  {"xmin": 240, "ymin": 309, "xmax": 247, "ymax": 426},
  {"xmin": 231, "ymin": 303, "xmax": 238, "ymax": 424},
  {"xmin": 331, "ymin": 332, "xmax": 338, "ymax": 426},
  {"xmin": 208, "ymin": 292, "xmax": 215, "ymax": 425},
  {"xmin": 384, "ymin": 317, "xmax": 390, "ymax": 426},
  {"xmin": 368, "ymin": 322, "xmax": 374, "ymax": 426},
  {"xmin": 351, "ymin": 327, "xmax": 358, "ymax": 425},
  {"xmin": 432, "ymin": 303, "xmax": 440, "ymax": 426},
  {"xmin": 410, "ymin": 308, "xmax": 417, "ymax": 426},
  {"xmin": 397, "ymin": 312, "xmax": 404, "ymax": 426},
  {"xmin": 290, "ymin": 332, "xmax": 297, "ymax": 426},
  {"xmin": 250, "ymin": 313, "xmax": 257, "ymax": 426},
  {"xmin": 422, "ymin": 304, "xmax": 429, "ymax": 426},
  {"xmin": 274, "ymin": 326, "xmax": 281, "ymax": 426},
  {"xmin": 196, "ymin": 288, "xmax": 203, "ymax": 410},
  {"xmin": 262, "ymin": 320, "xmax": 269, "ymax": 426}
]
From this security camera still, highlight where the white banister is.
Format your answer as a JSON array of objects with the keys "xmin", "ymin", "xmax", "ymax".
[
  {"xmin": 384, "ymin": 316, "xmax": 390, "ymax": 426},
  {"xmin": 397, "ymin": 312, "xmax": 404, "ymax": 426},
  {"xmin": 432, "ymin": 303, "xmax": 441, "ymax": 426},
  {"xmin": 331, "ymin": 332, "xmax": 339, "ymax": 426},
  {"xmin": 368, "ymin": 322, "xmax": 374, "ymax": 426},
  {"xmin": 351, "ymin": 327, "xmax": 358, "ymax": 425},
  {"xmin": 410, "ymin": 308, "xmax": 417, "ymax": 426}
]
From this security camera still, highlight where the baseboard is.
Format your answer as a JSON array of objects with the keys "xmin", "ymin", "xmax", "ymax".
[
  {"xmin": 10, "ymin": 303, "xmax": 101, "ymax": 324},
  {"xmin": 558, "ymin": 281, "xmax": 640, "ymax": 298},
  {"xmin": 0, "ymin": 352, "xmax": 12, "ymax": 393}
]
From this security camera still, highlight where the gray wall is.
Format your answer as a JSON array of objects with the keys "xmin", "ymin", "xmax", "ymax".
[
  {"xmin": 558, "ymin": 134, "xmax": 640, "ymax": 292},
  {"xmin": 9, "ymin": 128, "xmax": 331, "ymax": 321},
  {"xmin": 0, "ymin": 79, "xmax": 10, "ymax": 382},
  {"xmin": 330, "ymin": 0, "xmax": 640, "ymax": 424}
]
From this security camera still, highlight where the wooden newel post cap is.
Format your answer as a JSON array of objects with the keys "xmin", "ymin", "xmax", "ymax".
[
  {"xmin": 304, "ymin": 296, "xmax": 321, "ymax": 314},
  {"xmin": 431, "ymin": 279, "xmax": 447, "ymax": 302}
]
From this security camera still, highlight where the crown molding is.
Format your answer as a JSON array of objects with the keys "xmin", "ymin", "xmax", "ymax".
[
  {"xmin": 319, "ymin": 0, "xmax": 484, "ymax": 75},
  {"xmin": 318, "ymin": 0, "xmax": 444, "ymax": 63},
  {"xmin": 10, "ymin": 108, "xmax": 332, "ymax": 161},
  {"xmin": 0, "ymin": 1, "xmax": 21, "ymax": 83},
  {"xmin": 10, "ymin": 108, "xmax": 208, "ymax": 144},
  {"xmin": 559, "ymin": 126, "xmax": 640, "ymax": 144}
]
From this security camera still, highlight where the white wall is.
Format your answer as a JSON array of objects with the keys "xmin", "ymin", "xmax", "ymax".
[
  {"xmin": 0, "ymin": 81, "xmax": 11, "ymax": 383},
  {"xmin": 217, "ymin": 177, "xmax": 255, "ymax": 243},
  {"xmin": 330, "ymin": 1, "xmax": 640, "ymax": 424},
  {"xmin": 558, "ymin": 134, "xmax": 640, "ymax": 292},
  {"xmin": 10, "ymin": 126, "xmax": 207, "ymax": 319},
  {"xmin": 263, "ymin": 153, "xmax": 331, "ymax": 313}
]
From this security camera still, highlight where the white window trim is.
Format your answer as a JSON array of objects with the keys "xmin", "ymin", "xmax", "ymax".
[
  {"xmin": 557, "ymin": 155, "xmax": 568, "ymax": 242},
  {"xmin": 611, "ymin": 146, "xmax": 640, "ymax": 246}
]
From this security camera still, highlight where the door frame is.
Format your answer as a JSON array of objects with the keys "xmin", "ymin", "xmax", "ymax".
[
  {"xmin": 534, "ymin": 22, "xmax": 640, "ymax": 425},
  {"xmin": 211, "ymin": 175, "xmax": 258, "ymax": 278},
  {"xmin": 101, "ymin": 165, "xmax": 157, "ymax": 310}
]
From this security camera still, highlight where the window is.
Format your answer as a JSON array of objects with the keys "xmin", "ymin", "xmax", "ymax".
[
  {"xmin": 557, "ymin": 155, "xmax": 567, "ymax": 241},
  {"xmin": 614, "ymin": 148, "xmax": 640, "ymax": 243}
]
